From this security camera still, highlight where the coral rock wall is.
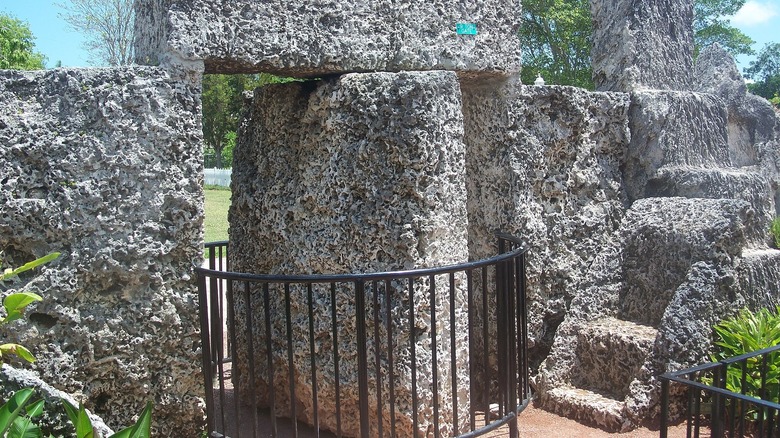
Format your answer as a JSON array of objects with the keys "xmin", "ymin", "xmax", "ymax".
[
  {"xmin": 0, "ymin": 67, "xmax": 204, "ymax": 436},
  {"xmin": 462, "ymin": 79, "xmax": 631, "ymax": 364},
  {"xmin": 591, "ymin": 0, "xmax": 694, "ymax": 92}
]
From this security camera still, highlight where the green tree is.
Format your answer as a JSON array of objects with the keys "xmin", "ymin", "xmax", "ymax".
[
  {"xmin": 0, "ymin": 13, "xmax": 46, "ymax": 70},
  {"xmin": 202, "ymin": 74, "xmax": 288, "ymax": 168},
  {"xmin": 56, "ymin": 0, "xmax": 135, "ymax": 66},
  {"xmin": 520, "ymin": 0, "xmax": 593, "ymax": 89},
  {"xmin": 520, "ymin": 0, "xmax": 759, "ymax": 88},
  {"xmin": 694, "ymin": 0, "xmax": 754, "ymax": 56},
  {"xmin": 744, "ymin": 43, "xmax": 780, "ymax": 104}
]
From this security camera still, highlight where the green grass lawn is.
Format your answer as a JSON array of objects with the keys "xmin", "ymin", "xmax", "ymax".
[{"xmin": 204, "ymin": 187, "xmax": 230, "ymax": 244}]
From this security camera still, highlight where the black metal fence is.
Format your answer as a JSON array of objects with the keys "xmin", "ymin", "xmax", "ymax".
[
  {"xmin": 660, "ymin": 344, "xmax": 780, "ymax": 438},
  {"xmin": 196, "ymin": 234, "xmax": 530, "ymax": 438}
]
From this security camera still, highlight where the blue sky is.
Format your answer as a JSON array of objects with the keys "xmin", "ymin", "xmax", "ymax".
[{"xmin": 0, "ymin": 0, "xmax": 778, "ymax": 72}]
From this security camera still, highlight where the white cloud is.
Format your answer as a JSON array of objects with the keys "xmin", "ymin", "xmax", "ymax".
[{"xmin": 731, "ymin": 1, "xmax": 779, "ymax": 26}]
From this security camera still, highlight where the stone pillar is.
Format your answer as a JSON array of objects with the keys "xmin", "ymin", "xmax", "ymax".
[
  {"xmin": 0, "ymin": 67, "xmax": 204, "ymax": 436},
  {"xmin": 229, "ymin": 71, "xmax": 470, "ymax": 437},
  {"xmin": 590, "ymin": 0, "xmax": 695, "ymax": 92}
]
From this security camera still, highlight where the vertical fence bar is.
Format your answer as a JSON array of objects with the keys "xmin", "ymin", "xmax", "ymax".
[
  {"xmin": 262, "ymin": 283, "xmax": 275, "ymax": 437},
  {"xmin": 466, "ymin": 268, "xmax": 476, "ymax": 432},
  {"xmin": 481, "ymin": 265, "xmax": 489, "ymax": 427},
  {"xmin": 659, "ymin": 378, "xmax": 669, "ymax": 438},
  {"xmin": 449, "ymin": 272, "xmax": 458, "ymax": 436},
  {"xmin": 497, "ymin": 238, "xmax": 507, "ymax": 420},
  {"xmin": 307, "ymin": 284, "xmax": 320, "ymax": 437},
  {"xmin": 713, "ymin": 365, "xmax": 725, "ymax": 438},
  {"xmin": 208, "ymin": 261, "xmax": 227, "ymax": 433},
  {"xmin": 520, "ymin": 252, "xmax": 529, "ymax": 403},
  {"xmin": 515, "ymin": 251, "xmax": 525, "ymax": 405},
  {"xmin": 430, "ymin": 274, "xmax": 441, "ymax": 438},
  {"xmin": 385, "ymin": 279, "xmax": 397, "ymax": 438},
  {"xmin": 410, "ymin": 277, "xmax": 419, "ymax": 437},
  {"xmin": 246, "ymin": 282, "xmax": 259, "ymax": 437},
  {"xmin": 330, "ymin": 282, "xmax": 342, "ymax": 437},
  {"xmin": 355, "ymin": 279, "xmax": 371, "ymax": 438},
  {"xmin": 506, "ymin": 257, "xmax": 518, "ymax": 438},
  {"xmin": 227, "ymin": 279, "xmax": 240, "ymax": 438},
  {"xmin": 372, "ymin": 280, "xmax": 384, "ymax": 438},
  {"xmin": 740, "ymin": 363, "xmax": 747, "ymax": 437},
  {"xmin": 496, "ymin": 253, "xmax": 507, "ymax": 419},
  {"xmin": 284, "ymin": 283, "xmax": 298, "ymax": 438},
  {"xmin": 198, "ymin": 272, "xmax": 215, "ymax": 436}
]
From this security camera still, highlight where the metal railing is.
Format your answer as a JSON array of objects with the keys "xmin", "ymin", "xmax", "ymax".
[
  {"xmin": 660, "ymin": 344, "xmax": 780, "ymax": 438},
  {"xmin": 196, "ymin": 234, "xmax": 530, "ymax": 438}
]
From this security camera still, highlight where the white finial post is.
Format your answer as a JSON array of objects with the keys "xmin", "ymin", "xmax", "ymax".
[{"xmin": 534, "ymin": 74, "xmax": 545, "ymax": 86}]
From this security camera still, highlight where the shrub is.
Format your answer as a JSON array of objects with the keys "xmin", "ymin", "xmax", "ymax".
[
  {"xmin": 711, "ymin": 307, "xmax": 780, "ymax": 401},
  {"xmin": 771, "ymin": 217, "xmax": 780, "ymax": 248}
]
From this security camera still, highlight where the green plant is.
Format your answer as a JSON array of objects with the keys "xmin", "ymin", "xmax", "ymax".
[
  {"xmin": 771, "ymin": 217, "xmax": 780, "ymax": 248},
  {"xmin": 0, "ymin": 252, "xmax": 60, "ymax": 365},
  {"xmin": 0, "ymin": 388, "xmax": 45, "ymax": 438},
  {"xmin": 711, "ymin": 307, "xmax": 780, "ymax": 404},
  {"xmin": 62, "ymin": 399, "xmax": 153, "ymax": 438}
]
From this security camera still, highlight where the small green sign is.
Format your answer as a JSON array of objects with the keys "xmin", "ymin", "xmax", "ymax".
[{"xmin": 456, "ymin": 23, "xmax": 478, "ymax": 35}]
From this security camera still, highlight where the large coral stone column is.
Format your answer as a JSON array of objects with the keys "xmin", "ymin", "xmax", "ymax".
[{"xmin": 229, "ymin": 70, "xmax": 470, "ymax": 437}]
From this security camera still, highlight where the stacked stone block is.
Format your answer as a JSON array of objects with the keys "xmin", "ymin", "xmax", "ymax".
[
  {"xmin": 538, "ymin": 0, "xmax": 780, "ymax": 431},
  {"xmin": 0, "ymin": 68, "xmax": 204, "ymax": 436},
  {"xmin": 135, "ymin": 0, "xmax": 521, "ymax": 77}
]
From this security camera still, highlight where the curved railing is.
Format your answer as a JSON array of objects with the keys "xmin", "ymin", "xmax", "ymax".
[{"xmin": 197, "ymin": 234, "xmax": 530, "ymax": 438}]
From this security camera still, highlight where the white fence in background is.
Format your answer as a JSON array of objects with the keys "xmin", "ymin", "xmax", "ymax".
[{"xmin": 204, "ymin": 168, "xmax": 231, "ymax": 187}]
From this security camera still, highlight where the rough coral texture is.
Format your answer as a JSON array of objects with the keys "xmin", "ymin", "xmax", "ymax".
[
  {"xmin": 134, "ymin": 0, "xmax": 521, "ymax": 77},
  {"xmin": 591, "ymin": 0, "xmax": 694, "ymax": 92},
  {"xmin": 462, "ymin": 78, "xmax": 631, "ymax": 369},
  {"xmin": 536, "ymin": 53, "xmax": 780, "ymax": 429},
  {"xmin": 0, "ymin": 68, "xmax": 204, "ymax": 436},
  {"xmin": 693, "ymin": 43, "xmax": 780, "ymax": 220},
  {"xmin": 229, "ymin": 71, "xmax": 470, "ymax": 437},
  {"xmin": 624, "ymin": 90, "xmax": 732, "ymax": 201},
  {"xmin": 537, "ymin": 198, "xmax": 759, "ymax": 430}
]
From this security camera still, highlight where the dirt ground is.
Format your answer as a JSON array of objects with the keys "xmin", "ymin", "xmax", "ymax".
[{"xmin": 212, "ymin": 389, "xmax": 692, "ymax": 438}]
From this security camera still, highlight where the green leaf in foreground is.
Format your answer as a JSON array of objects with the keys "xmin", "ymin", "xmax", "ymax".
[
  {"xmin": 0, "ymin": 388, "xmax": 35, "ymax": 437},
  {"xmin": 0, "ymin": 253, "xmax": 60, "ymax": 281}
]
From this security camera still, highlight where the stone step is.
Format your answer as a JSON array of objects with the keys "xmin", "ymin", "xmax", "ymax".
[
  {"xmin": 645, "ymin": 166, "xmax": 772, "ymax": 247},
  {"xmin": 619, "ymin": 197, "xmax": 755, "ymax": 325},
  {"xmin": 541, "ymin": 385, "xmax": 631, "ymax": 432},
  {"xmin": 738, "ymin": 249, "xmax": 780, "ymax": 305},
  {"xmin": 573, "ymin": 317, "xmax": 657, "ymax": 397}
]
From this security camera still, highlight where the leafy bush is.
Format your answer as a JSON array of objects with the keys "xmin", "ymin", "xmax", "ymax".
[
  {"xmin": 711, "ymin": 307, "xmax": 780, "ymax": 401},
  {"xmin": 771, "ymin": 217, "xmax": 780, "ymax": 248}
]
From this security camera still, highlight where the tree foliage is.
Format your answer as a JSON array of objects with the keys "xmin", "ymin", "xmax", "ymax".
[
  {"xmin": 520, "ymin": 0, "xmax": 760, "ymax": 88},
  {"xmin": 693, "ymin": 0, "xmax": 754, "ymax": 56},
  {"xmin": 57, "ymin": 0, "xmax": 135, "ymax": 66},
  {"xmin": 520, "ymin": 0, "xmax": 593, "ymax": 89},
  {"xmin": 745, "ymin": 43, "xmax": 780, "ymax": 104},
  {"xmin": 202, "ymin": 74, "xmax": 291, "ymax": 168},
  {"xmin": 0, "ymin": 13, "xmax": 46, "ymax": 70}
]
